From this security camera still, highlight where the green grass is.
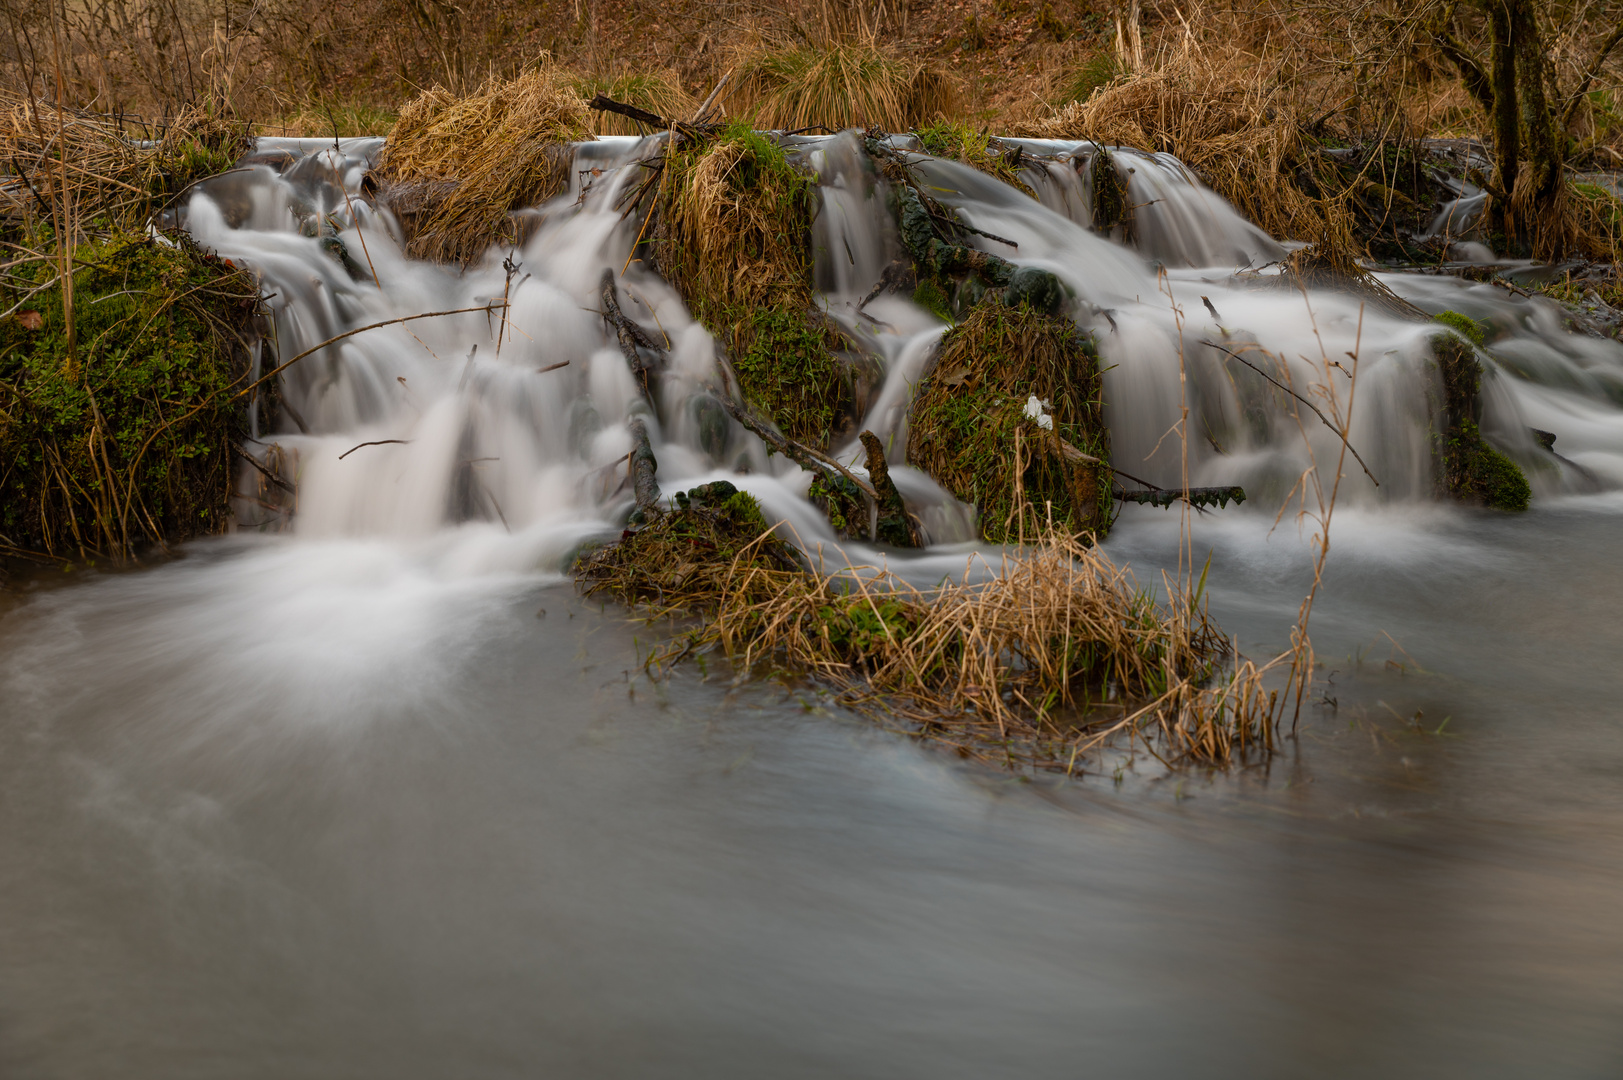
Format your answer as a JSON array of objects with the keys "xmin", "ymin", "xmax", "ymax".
[{"xmin": 0, "ymin": 229, "xmax": 258, "ymax": 558}]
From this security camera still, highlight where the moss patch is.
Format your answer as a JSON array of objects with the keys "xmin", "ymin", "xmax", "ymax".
[
  {"xmin": 0, "ymin": 232, "xmax": 259, "ymax": 558},
  {"xmin": 1432, "ymin": 310, "xmax": 1488, "ymax": 346},
  {"xmin": 656, "ymin": 123, "xmax": 862, "ymax": 451},
  {"xmin": 907, "ymin": 303, "xmax": 1110, "ymax": 543},
  {"xmin": 575, "ymin": 481, "xmax": 805, "ymax": 611},
  {"xmin": 1431, "ymin": 332, "xmax": 1529, "ymax": 512},
  {"xmin": 914, "ymin": 120, "xmax": 1034, "ymax": 196}
]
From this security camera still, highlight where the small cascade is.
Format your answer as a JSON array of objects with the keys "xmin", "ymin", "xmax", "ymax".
[{"xmin": 177, "ymin": 128, "xmax": 1623, "ymax": 573}]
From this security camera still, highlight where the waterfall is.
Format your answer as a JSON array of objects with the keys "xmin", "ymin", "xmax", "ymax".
[{"xmin": 178, "ymin": 131, "xmax": 1623, "ymax": 572}]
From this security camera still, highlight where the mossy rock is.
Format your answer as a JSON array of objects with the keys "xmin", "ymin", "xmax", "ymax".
[
  {"xmin": 906, "ymin": 302, "xmax": 1110, "ymax": 543},
  {"xmin": 0, "ymin": 231, "xmax": 259, "ymax": 558},
  {"xmin": 574, "ymin": 482, "xmax": 806, "ymax": 609},
  {"xmin": 1430, "ymin": 332, "xmax": 1529, "ymax": 512}
]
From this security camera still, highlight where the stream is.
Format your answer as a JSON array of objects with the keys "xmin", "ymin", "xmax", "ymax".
[{"xmin": 1, "ymin": 132, "xmax": 1621, "ymax": 1076}]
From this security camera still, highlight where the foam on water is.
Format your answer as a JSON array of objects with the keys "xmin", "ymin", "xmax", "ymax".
[{"xmin": 178, "ymin": 130, "xmax": 1623, "ymax": 575}]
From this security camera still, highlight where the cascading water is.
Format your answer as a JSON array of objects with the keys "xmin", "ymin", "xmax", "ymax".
[
  {"xmin": 180, "ymin": 130, "xmax": 1623, "ymax": 570},
  {"xmin": 11, "ymin": 129, "xmax": 1623, "ymax": 1079}
]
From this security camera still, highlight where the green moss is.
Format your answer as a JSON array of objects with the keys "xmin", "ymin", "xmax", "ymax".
[
  {"xmin": 1430, "ymin": 333, "xmax": 1529, "ymax": 512},
  {"xmin": 914, "ymin": 120, "xmax": 1033, "ymax": 195},
  {"xmin": 907, "ymin": 303, "xmax": 1110, "ymax": 543},
  {"xmin": 1433, "ymin": 310, "xmax": 1488, "ymax": 346},
  {"xmin": 1445, "ymin": 419, "xmax": 1530, "ymax": 512},
  {"xmin": 0, "ymin": 230, "xmax": 258, "ymax": 557},
  {"xmin": 575, "ymin": 481, "xmax": 805, "ymax": 609},
  {"xmin": 700, "ymin": 301, "xmax": 849, "ymax": 450},
  {"xmin": 912, "ymin": 279, "xmax": 954, "ymax": 323}
]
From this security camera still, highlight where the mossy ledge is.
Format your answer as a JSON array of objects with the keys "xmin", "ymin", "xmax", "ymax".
[
  {"xmin": 0, "ymin": 232, "xmax": 261, "ymax": 562},
  {"xmin": 653, "ymin": 122, "xmax": 871, "ymax": 451},
  {"xmin": 1430, "ymin": 320, "xmax": 1530, "ymax": 513},
  {"xmin": 908, "ymin": 302, "xmax": 1111, "ymax": 543}
]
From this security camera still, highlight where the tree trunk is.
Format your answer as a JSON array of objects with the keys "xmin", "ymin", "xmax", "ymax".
[
  {"xmin": 1510, "ymin": 0, "xmax": 1562, "ymax": 212},
  {"xmin": 1487, "ymin": 0, "xmax": 1519, "ymax": 232}
]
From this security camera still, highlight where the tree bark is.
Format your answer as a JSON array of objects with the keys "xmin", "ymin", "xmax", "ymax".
[{"xmin": 1487, "ymin": 0, "xmax": 1519, "ymax": 220}]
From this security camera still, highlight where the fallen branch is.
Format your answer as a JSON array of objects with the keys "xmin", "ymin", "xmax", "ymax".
[
  {"xmin": 338, "ymin": 438, "xmax": 411, "ymax": 460},
  {"xmin": 588, "ymin": 94, "xmax": 670, "ymax": 131},
  {"xmin": 1202, "ymin": 340, "xmax": 1380, "ymax": 487},
  {"xmin": 232, "ymin": 442, "xmax": 295, "ymax": 492},
  {"xmin": 716, "ymin": 393, "xmax": 878, "ymax": 502},
  {"xmin": 599, "ymin": 268, "xmax": 662, "ymax": 396},
  {"xmin": 235, "ymin": 304, "xmax": 506, "ymax": 401},
  {"xmin": 628, "ymin": 417, "xmax": 661, "ymax": 512},
  {"xmin": 1116, "ymin": 486, "xmax": 1246, "ymax": 509}
]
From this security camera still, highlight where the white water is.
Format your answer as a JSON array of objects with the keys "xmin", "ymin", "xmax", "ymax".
[{"xmin": 183, "ymin": 131, "xmax": 1623, "ymax": 574}]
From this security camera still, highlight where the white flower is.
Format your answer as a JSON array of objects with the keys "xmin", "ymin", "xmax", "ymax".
[{"xmin": 1024, "ymin": 394, "xmax": 1054, "ymax": 430}]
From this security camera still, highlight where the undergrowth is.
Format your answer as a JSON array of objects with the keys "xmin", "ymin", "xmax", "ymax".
[
  {"xmin": 0, "ymin": 232, "xmax": 260, "ymax": 559},
  {"xmin": 583, "ymin": 503, "xmax": 1279, "ymax": 771}
]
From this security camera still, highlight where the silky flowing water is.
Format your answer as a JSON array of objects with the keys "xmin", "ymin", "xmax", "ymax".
[{"xmin": 1, "ymin": 133, "xmax": 1621, "ymax": 1076}]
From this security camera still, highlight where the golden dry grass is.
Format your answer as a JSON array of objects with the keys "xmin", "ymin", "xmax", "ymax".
[
  {"xmin": 657, "ymin": 124, "xmax": 817, "ymax": 312},
  {"xmin": 1019, "ymin": 48, "xmax": 1353, "ymax": 247},
  {"xmin": 372, "ymin": 68, "xmax": 593, "ymax": 262},
  {"xmin": 642, "ymin": 516, "xmax": 1280, "ymax": 770},
  {"xmin": 722, "ymin": 38, "xmax": 958, "ymax": 132},
  {"xmin": 0, "ymin": 91, "xmax": 250, "ymax": 229}
]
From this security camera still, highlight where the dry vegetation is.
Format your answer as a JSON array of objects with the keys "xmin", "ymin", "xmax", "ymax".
[
  {"xmin": 4, "ymin": 0, "xmax": 1619, "ymax": 264},
  {"xmin": 582, "ymin": 481, "xmax": 1281, "ymax": 769},
  {"xmin": 371, "ymin": 68, "xmax": 592, "ymax": 263}
]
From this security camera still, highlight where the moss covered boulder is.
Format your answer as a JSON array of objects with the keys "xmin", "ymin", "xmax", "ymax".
[
  {"xmin": 655, "ymin": 122, "xmax": 874, "ymax": 450},
  {"xmin": 907, "ymin": 302, "xmax": 1111, "ymax": 543},
  {"xmin": 1430, "ymin": 317, "xmax": 1530, "ymax": 512}
]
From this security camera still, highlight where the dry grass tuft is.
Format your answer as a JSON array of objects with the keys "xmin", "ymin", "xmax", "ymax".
[
  {"xmin": 657, "ymin": 123, "xmax": 816, "ymax": 311},
  {"xmin": 724, "ymin": 38, "xmax": 958, "ymax": 132},
  {"xmin": 372, "ymin": 68, "xmax": 593, "ymax": 263},
  {"xmin": 1020, "ymin": 48, "xmax": 1350, "ymax": 246},
  {"xmin": 0, "ymin": 91, "xmax": 251, "ymax": 229},
  {"xmin": 636, "ymin": 514, "xmax": 1279, "ymax": 770}
]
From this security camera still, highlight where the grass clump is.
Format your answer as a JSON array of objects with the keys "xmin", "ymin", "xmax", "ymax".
[
  {"xmin": 726, "ymin": 39, "xmax": 957, "ymax": 132},
  {"xmin": 907, "ymin": 303, "xmax": 1111, "ymax": 543},
  {"xmin": 575, "ymin": 481, "xmax": 805, "ymax": 612},
  {"xmin": 1431, "ymin": 332, "xmax": 1529, "ymax": 512},
  {"xmin": 0, "ymin": 233, "xmax": 259, "ymax": 560},
  {"xmin": 373, "ymin": 68, "xmax": 593, "ymax": 262},
  {"xmin": 641, "ymin": 516, "xmax": 1279, "ymax": 769},
  {"xmin": 657, "ymin": 121, "xmax": 862, "ymax": 449},
  {"xmin": 914, "ymin": 120, "xmax": 1034, "ymax": 196}
]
